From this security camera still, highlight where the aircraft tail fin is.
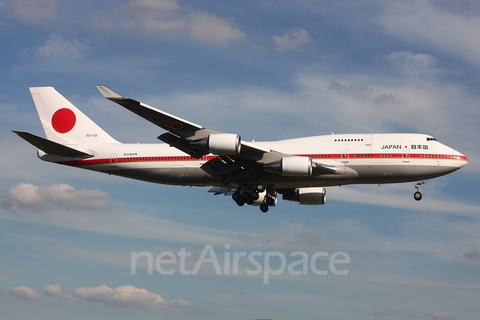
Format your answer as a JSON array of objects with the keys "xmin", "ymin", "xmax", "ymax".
[{"xmin": 29, "ymin": 87, "xmax": 119, "ymax": 145}]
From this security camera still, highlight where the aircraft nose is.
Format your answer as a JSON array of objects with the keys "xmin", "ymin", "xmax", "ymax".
[
  {"xmin": 447, "ymin": 145, "xmax": 468, "ymax": 169},
  {"xmin": 459, "ymin": 153, "xmax": 468, "ymax": 167},
  {"xmin": 453, "ymin": 149, "xmax": 468, "ymax": 168}
]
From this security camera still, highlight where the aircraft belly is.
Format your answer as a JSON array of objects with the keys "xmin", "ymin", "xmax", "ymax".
[
  {"xmin": 351, "ymin": 162, "xmax": 461, "ymax": 183},
  {"xmin": 262, "ymin": 165, "xmax": 359, "ymax": 188},
  {"xmin": 109, "ymin": 167, "xmax": 214, "ymax": 186},
  {"xmin": 264, "ymin": 162, "xmax": 461, "ymax": 188},
  {"xmin": 69, "ymin": 158, "xmax": 463, "ymax": 188}
]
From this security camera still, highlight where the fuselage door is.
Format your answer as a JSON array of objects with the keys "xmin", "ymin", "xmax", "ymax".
[
  {"xmin": 364, "ymin": 134, "xmax": 373, "ymax": 146},
  {"xmin": 341, "ymin": 149, "xmax": 349, "ymax": 163},
  {"xmin": 402, "ymin": 149, "xmax": 410, "ymax": 163},
  {"xmin": 110, "ymin": 153, "xmax": 118, "ymax": 167}
]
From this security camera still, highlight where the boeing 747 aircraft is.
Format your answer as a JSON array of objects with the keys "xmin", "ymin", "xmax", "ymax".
[{"xmin": 14, "ymin": 86, "xmax": 468, "ymax": 212}]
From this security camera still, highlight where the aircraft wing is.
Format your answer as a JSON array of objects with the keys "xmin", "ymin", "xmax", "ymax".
[
  {"xmin": 97, "ymin": 85, "xmax": 216, "ymax": 141},
  {"xmin": 97, "ymin": 85, "xmax": 337, "ymax": 181},
  {"xmin": 97, "ymin": 85, "xmax": 283, "ymax": 163}
]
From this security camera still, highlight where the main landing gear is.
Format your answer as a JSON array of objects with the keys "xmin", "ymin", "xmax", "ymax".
[
  {"xmin": 260, "ymin": 195, "xmax": 276, "ymax": 213},
  {"xmin": 232, "ymin": 183, "xmax": 275, "ymax": 213},
  {"xmin": 414, "ymin": 180, "xmax": 425, "ymax": 201},
  {"xmin": 232, "ymin": 189, "xmax": 258, "ymax": 206}
]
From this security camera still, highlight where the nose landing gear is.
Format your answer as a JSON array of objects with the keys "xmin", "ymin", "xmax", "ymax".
[{"xmin": 414, "ymin": 180, "xmax": 425, "ymax": 201}]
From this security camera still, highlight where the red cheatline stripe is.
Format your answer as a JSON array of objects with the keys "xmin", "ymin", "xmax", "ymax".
[{"xmin": 58, "ymin": 153, "xmax": 468, "ymax": 167}]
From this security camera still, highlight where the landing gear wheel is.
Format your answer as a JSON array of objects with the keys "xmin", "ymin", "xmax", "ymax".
[
  {"xmin": 414, "ymin": 180, "xmax": 425, "ymax": 201},
  {"xmin": 232, "ymin": 192, "xmax": 240, "ymax": 202},
  {"xmin": 236, "ymin": 198, "xmax": 245, "ymax": 206},
  {"xmin": 251, "ymin": 191, "xmax": 260, "ymax": 200},
  {"xmin": 265, "ymin": 196, "xmax": 275, "ymax": 206},
  {"xmin": 260, "ymin": 203, "xmax": 269, "ymax": 213},
  {"xmin": 414, "ymin": 191, "xmax": 423, "ymax": 201}
]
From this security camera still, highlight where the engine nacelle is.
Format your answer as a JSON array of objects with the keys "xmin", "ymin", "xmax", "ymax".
[
  {"xmin": 283, "ymin": 187, "xmax": 326, "ymax": 205},
  {"xmin": 263, "ymin": 156, "xmax": 313, "ymax": 176},
  {"xmin": 281, "ymin": 156, "xmax": 312, "ymax": 176},
  {"xmin": 203, "ymin": 133, "xmax": 241, "ymax": 154}
]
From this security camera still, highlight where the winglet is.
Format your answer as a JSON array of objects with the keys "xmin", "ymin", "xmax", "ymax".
[{"xmin": 96, "ymin": 85, "xmax": 125, "ymax": 100}]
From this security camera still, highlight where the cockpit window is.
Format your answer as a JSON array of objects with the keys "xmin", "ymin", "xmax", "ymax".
[{"xmin": 427, "ymin": 137, "xmax": 437, "ymax": 141}]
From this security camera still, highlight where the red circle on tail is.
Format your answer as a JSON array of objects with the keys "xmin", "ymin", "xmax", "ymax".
[{"xmin": 52, "ymin": 108, "xmax": 76, "ymax": 133}]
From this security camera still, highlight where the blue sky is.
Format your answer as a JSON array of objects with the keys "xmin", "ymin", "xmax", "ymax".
[{"xmin": 1, "ymin": 0, "xmax": 480, "ymax": 319}]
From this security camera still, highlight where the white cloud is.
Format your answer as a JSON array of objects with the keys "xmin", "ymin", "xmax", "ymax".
[
  {"xmin": 125, "ymin": 0, "xmax": 184, "ymax": 32},
  {"xmin": 101, "ymin": 0, "xmax": 246, "ymax": 46},
  {"xmin": 288, "ymin": 53, "xmax": 478, "ymax": 160},
  {"xmin": 380, "ymin": 0, "xmax": 480, "ymax": 67},
  {"xmin": 36, "ymin": 34, "xmax": 89, "ymax": 60},
  {"xmin": 43, "ymin": 284, "xmax": 62, "ymax": 296},
  {"xmin": 0, "ymin": 182, "xmax": 246, "ymax": 245},
  {"xmin": 9, "ymin": 286, "xmax": 41, "ymax": 300},
  {"xmin": 5, "ymin": 0, "xmax": 61, "ymax": 24},
  {"xmin": 7, "ymin": 183, "xmax": 108, "ymax": 212},
  {"xmin": 412, "ymin": 310, "xmax": 456, "ymax": 320},
  {"xmin": 11, "ymin": 284, "xmax": 192, "ymax": 309},
  {"xmin": 387, "ymin": 51, "xmax": 437, "ymax": 76},
  {"xmin": 187, "ymin": 13, "xmax": 246, "ymax": 46},
  {"xmin": 69, "ymin": 285, "xmax": 192, "ymax": 309},
  {"xmin": 141, "ymin": 51, "xmax": 477, "ymax": 169},
  {"xmin": 327, "ymin": 184, "xmax": 480, "ymax": 218},
  {"xmin": 273, "ymin": 27, "xmax": 311, "ymax": 51},
  {"xmin": 128, "ymin": 0, "xmax": 179, "ymax": 12}
]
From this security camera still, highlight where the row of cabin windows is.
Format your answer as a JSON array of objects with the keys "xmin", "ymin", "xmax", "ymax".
[
  {"xmin": 353, "ymin": 154, "xmax": 456, "ymax": 159},
  {"xmin": 123, "ymin": 156, "xmax": 196, "ymax": 161},
  {"xmin": 306, "ymin": 154, "xmax": 456, "ymax": 159},
  {"xmin": 121, "ymin": 153, "xmax": 456, "ymax": 162},
  {"xmin": 353, "ymin": 154, "xmax": 374, "ymax": 157},
  {"xmin": 335, "ymin": 139, "xmax": 364, "ymax": 142},
  {"xmin": 335, "ymin": 137, "xmax": 437, "ymax": 143},
  {"xmin": 420, "ymin": 154, "xmax": 457, "ymax": 159}
]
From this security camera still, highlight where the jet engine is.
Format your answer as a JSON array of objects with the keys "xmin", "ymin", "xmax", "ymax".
[
  {"xmin": 264, "ymin": 156, "xmax": 312, "ymax": 176},
  {"xmin": 282, "ymin": 187, "xmax": 327, "ymax": 205},
  {"xmin": 208, "ymin": 133, "xmax": 241, "ymax": 154},
  {"xmin": 192, "ymin": 133, "xmax": 241, "ymax": 154}
]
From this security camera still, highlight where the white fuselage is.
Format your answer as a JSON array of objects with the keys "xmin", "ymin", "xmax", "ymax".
[{"xmin": 38, "ymin": 133, "xmax": 468, "ymax": 188}]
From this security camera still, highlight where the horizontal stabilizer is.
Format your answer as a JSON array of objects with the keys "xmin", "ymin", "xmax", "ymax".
[{"xmin": 13, "ymin": 131, "xmax": 93, "ymax": 158}]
